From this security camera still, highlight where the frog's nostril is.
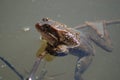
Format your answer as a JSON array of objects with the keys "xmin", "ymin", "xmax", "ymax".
[{"xmin": 35, "ymin": 23, "xmax": 44, "ymax": 32}]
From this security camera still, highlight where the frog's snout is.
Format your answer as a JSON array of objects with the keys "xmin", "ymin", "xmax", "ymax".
[{"xmin": 35, "ymin": 23, "xmax": 41, "ymax": 30}]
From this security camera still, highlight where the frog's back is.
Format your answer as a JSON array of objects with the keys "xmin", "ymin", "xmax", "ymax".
[{"xmin": 68, "ymin": 29, "xmax": 95, "ymax": 57}]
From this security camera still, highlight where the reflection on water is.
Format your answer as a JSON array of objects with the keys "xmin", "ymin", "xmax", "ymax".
[{"xmin": 0, "ymin": 0, "xmax": 120, "ymax": 80}]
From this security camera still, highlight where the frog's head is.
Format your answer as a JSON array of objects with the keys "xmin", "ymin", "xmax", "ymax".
[{"xmin": 35, "ymin": 18, "xmax": 80, "ymax": 47}]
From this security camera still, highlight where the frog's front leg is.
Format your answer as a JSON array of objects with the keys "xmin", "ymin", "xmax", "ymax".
[
  {"xmin": 46, "ymin": 44, "xmax": 69, "ymax": 56},
  {"xmin": 74, "ymin": 55, "xmax": 93, "ymax": 80},
  {"xmin": 54, "ymin": 45, "xmax": 69, "ymax": 53}
]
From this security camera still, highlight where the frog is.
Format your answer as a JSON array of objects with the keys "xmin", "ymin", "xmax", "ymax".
[
  {"xmin": 35, "ymin": 18, "xmax": 117, "ymax": 80},
  {"xmin": 0, "ymin": 18, "xmax": 119, "ymax": 80},
  {"xmin": 35, "ymin": 18, "xmax": 81, "ymax": 56}
]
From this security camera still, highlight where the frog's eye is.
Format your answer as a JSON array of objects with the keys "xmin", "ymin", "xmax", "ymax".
[
  {"xmin": 42, "ymin": 18, "xmax": 49, "ymax": 22},
  {"xmin": 41, "ymin": 24, "xmax": 51, "ymax": 31}
]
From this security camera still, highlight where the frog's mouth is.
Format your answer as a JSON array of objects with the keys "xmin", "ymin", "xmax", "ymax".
[{"xmin": 35, "ymin": 23, "xmax": 60, "ymax": 46}]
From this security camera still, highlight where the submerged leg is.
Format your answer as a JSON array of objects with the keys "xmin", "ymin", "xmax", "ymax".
[
  {"xmin": 26, "ymin": 51, "xmax": 46, "ymax": 80},
  {"xmin": 85, "ymin": 21, "xmax": 113, "ymax": 52},
  {"xmin": 26, "ymin": 58, "xmax": 42, "ymax": 80},
  {"xmin": 75, "ymin": 20, "xmax": 118, "ymax": 52},
  {"xmin": 74, "ymin": 55, "xmax": 93, "ymax": 80}
]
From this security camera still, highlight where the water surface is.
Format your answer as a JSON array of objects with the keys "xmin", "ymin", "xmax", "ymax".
[{"xmin": 0, "ymin": 0, "xmax": 120, "ymax": 80}]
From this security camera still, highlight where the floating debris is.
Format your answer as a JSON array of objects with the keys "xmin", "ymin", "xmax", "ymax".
[
  {"xmin": 1, "ymin": 64, "xmax": 6, "ymax": 68},
  {"xmin": 23, "ymin": 27, "xmax": 30, "ymax": 32}
]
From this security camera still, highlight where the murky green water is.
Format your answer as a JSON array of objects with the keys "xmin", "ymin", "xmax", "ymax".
[{"xmin": 0, "ymin": 0, "xmax": 120, "ymax": 80}]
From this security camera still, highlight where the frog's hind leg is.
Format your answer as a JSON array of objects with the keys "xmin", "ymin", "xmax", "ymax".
[
  {"xmin": 85, "ymin": 21, "xmax": 113, "ymax": 52},
  {"xmin": 74, "ymin": 55, "xmax": 93, "ymax": 80}
]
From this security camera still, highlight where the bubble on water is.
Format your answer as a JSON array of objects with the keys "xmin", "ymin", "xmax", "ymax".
[
  {"xmin": 27, "ymin": 78, "xmax": 32, "ymax": 80},
  {"xmin": 23, "ymin": 27, "xmax": 30, "ymax": 32}
]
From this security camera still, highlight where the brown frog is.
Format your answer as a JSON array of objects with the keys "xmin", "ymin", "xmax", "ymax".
[
  {"xmin": 0, "ymin": 18, "xmax": 119, "ymax": 80},
  {"xmin": 35, "ymin": 18, "xmax": 119, "ymax": 80},
  {"xmin": 35, "ymin": 18, "xmax": 81, "ymax": 56}
]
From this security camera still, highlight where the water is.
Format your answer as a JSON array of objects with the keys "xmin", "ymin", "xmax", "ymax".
[{"xmin": 0, "ymin": 0, "xmax": 120, "ymax": 80}]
